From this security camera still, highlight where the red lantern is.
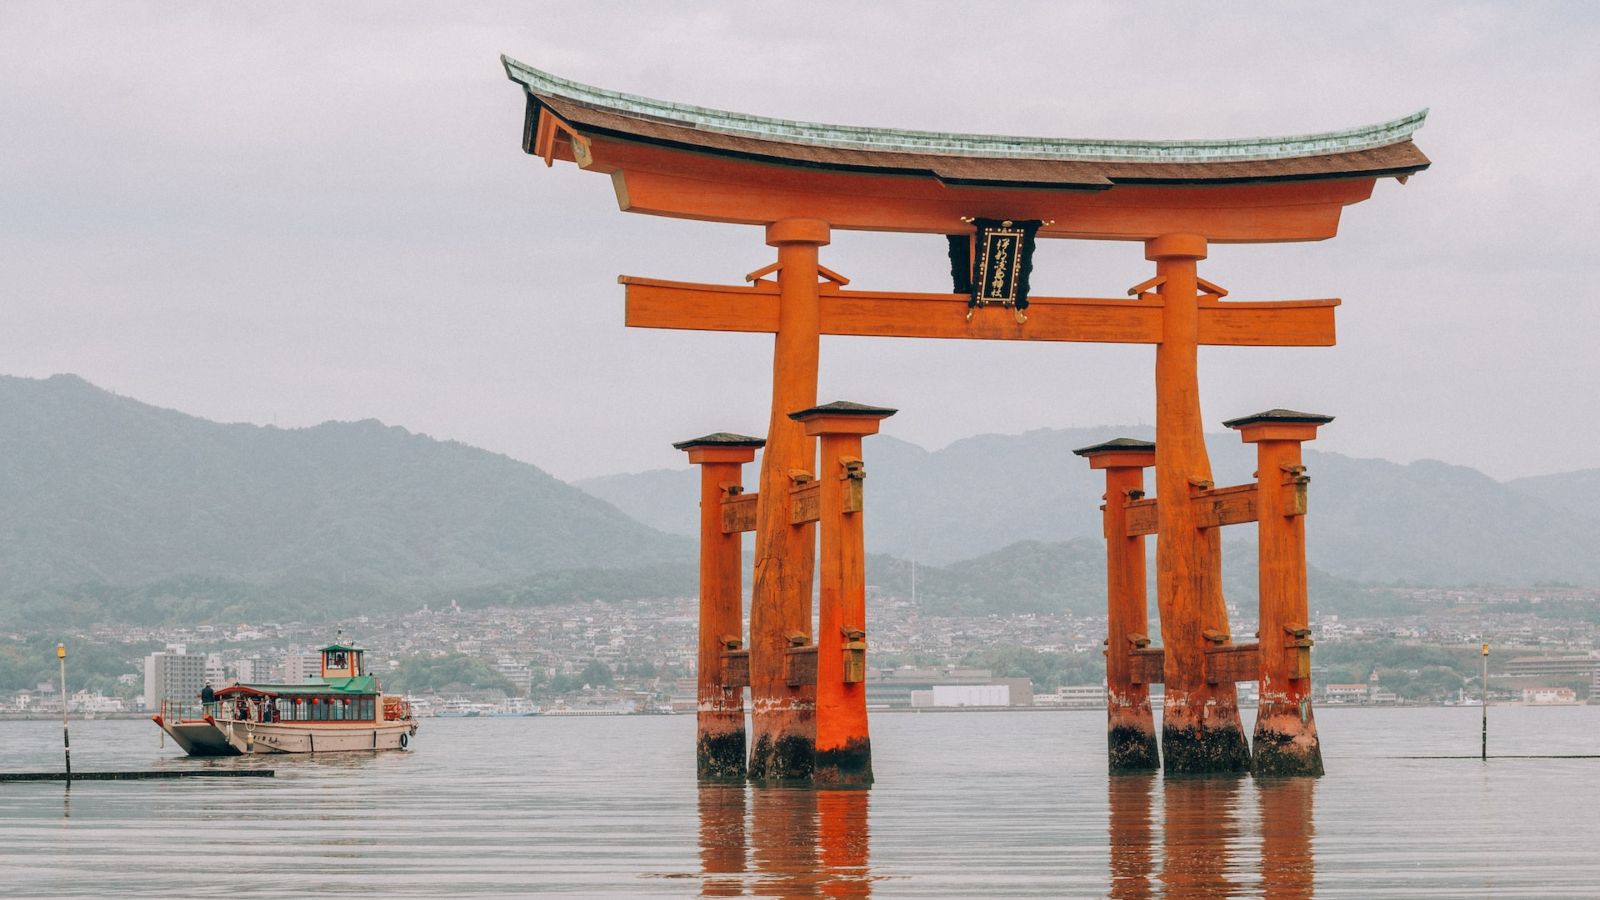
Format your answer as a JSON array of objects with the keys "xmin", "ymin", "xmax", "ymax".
[
  {"xmin": 311, "ymin": 697, "xmax": 320, "ymax": 704},
  {"xmin": 343, "ymin": 698, "xmax": 351, "ymax": 705}
]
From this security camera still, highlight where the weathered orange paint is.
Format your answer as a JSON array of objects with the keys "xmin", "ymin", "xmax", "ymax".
[
  {"xmin": 683, "ymin": 443, "xmax": 759, "ymax": 780},
  {"xmin": 1233, "ymin": 417, "xmax": 1330, "ymax": 776},
  {"xmin": 800, "ymin": 407, "xmax": 895, "ymax": 787},
  {"xmin": 1081, "ymin": 445, "xmax": 1160, "ymax": 773},
  {"xmin": 1147, "ymin": 233, "xmax": 1250, "ymax": 774},
  {"xmin": 747, "ymin": 219, "xmax": 829, "ymax": 782}
]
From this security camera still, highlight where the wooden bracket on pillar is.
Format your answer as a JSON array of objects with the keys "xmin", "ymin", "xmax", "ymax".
[
  {"xmin": 1203, "ymin": 643, "xmax": 1262, "ymax": 684},
  {"xmin": 1121, "ymin": 481, "xmax": 1310, "ymax": 537},
  {"xmin": 721, "ymin": 649, "xmax": 751, "ymax": 688},
  {"xmin": 839, "ymin": 457, "xmax": 865, "ymax": 513},
  {"xmin": 785, "ymin": 639, "xmax": 818, "ymax": 687},
  {"xmin": 789, "ymin": 481, "xmax": 821, "ymax": 524},
  {"xmin": 1129, "ymin": 647, "xmax": 1165, "ymax": 685},
  {"xmin": 721, "ymin": 493, "xmax": 759, "ymax": 533}
]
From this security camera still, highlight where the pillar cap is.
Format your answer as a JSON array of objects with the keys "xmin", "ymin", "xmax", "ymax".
[
  {"xmin": 671, "ymin": 432, "xmax": 766, "ymax": 451},
  {"xmin": 765, "ymin": 218, "xmax": 831, "ymax": 246},
  {"xmin": 1144, "ymin": 232, "xmax": 1207, "ymax": 261},
  {"xmin": 1222, "ymin": 409, "xmax": 1334, "ymax": 429},
  {"xmin": 1072, "ymin": 437, "xmax": 1155, "ymax": 458},
  {"xmin": 788, "ymin": 400, "xmax": 897, "ymax": 422}
]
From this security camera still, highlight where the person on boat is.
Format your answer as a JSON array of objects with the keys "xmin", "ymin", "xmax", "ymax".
[{"xmin": 199, "ymin": 683, "xmax": 216, "ymax": 716}]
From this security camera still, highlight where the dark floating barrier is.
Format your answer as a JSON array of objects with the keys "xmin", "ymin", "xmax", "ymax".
[{"xmin": 0, "ymin": 770, "xmax": 275, "ymax": 782}]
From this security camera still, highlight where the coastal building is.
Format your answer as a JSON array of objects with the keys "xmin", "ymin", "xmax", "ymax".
[
  {"xmin": 1522, "ymin": 687, "xmax": 1578, "ymax": 705},
  {"xmin": 1325, "ymin": 684, "xmax": 1368, "ymax": 702},
  {"xmin": 1505, "ymin": 655, "xmax": 1597, "ymax": 678},
  {"xmin": 143, "ymin": 647, "xmax": 206, "ymax": 712},
  {"xmin": 868, "ymin": 667, "xmax": 1032, "ymax": 708},
  {"xmin": 280, "ymin": 653, "xmax": 323, "ymax": 684},
  {"xmin": 1035, "ymin": 685, "xmax": 1106, "ymax": 708}
]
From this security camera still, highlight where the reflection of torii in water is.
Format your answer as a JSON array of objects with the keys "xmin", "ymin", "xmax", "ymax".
[{"xmin": 502, "ymin": 57, "xmax": 1429, "ymax": 781}]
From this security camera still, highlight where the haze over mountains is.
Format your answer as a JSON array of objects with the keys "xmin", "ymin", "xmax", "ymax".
[
  {"xmin": 1, "ymin": 374, "xmax": 1595, "ymax": 626},
  {"xmin": 583, "ymin": 428, "xmax": 1600, "ymax": 586}
]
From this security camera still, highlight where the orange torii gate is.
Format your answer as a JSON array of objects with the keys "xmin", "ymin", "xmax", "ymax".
[{"xmin": 502, "ymin": 57, "xmax": 1429, "ymax": 781}]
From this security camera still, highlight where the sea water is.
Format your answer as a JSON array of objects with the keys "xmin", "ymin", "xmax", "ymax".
[{"xmin": 2, "ymin": 706, "xmax": 1598, "ymax": 897}]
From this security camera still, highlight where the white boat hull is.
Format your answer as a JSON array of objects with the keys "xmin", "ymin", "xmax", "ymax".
[{"xmin": 156, "ymin": 716, "xmax": 417, "ymax": 756}]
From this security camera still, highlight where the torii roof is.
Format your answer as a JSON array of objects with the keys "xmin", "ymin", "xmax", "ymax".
[{"xmin": 502, "ymin": 57, "xmax": 1429, "ymax": 190}]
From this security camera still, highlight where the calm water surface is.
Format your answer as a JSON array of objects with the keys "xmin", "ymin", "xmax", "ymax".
[{"xmin": 2, "ymin": 706, "xmax": 1598, "ymax": 897}]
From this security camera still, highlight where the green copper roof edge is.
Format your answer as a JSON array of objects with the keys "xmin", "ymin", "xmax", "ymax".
[{"xmin": 502, "ymin": 56, "xmax": 1427, "ymax": 164}]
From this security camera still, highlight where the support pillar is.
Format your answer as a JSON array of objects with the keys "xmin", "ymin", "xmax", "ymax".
[
  {"xmin": 748, "ymin": 218, "xmax": 829, "ymax": 782},
  {"xmin": 676, "ymin": 432, "xmax": 765, "ymax": 780},
  {"xmin": 1074, "ymin": 438, "xmax": 1160, "ymax": 773},
  {"xmin": 1226, "ymin": 409, "xmax": 1333, "ymax": 776},
  {"xmin": 1146, "ymin": 233, "xmax": 1250, "ymax": 774},
  {"xmin": 791, "ymin": 401, "xmax": 896, "ymax": 787}
]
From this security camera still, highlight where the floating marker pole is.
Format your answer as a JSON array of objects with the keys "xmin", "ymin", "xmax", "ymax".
[
  {"xmin": 1481, "ymin": 642, "xmax": 1489, "ymax": 761},
  {"xmin": 58, "ymin": 643, "xmax": 71, "ymax": 783}
]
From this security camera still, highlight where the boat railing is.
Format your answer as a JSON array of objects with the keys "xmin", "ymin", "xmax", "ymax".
[{"xmin": 160, "ymin": 698, "xmax": 213, "ymax": 722}]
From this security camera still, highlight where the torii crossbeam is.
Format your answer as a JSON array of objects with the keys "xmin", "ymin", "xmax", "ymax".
[{"xmin": 503, "ymin": 56, "xmax": 1428, "ymax": 781}]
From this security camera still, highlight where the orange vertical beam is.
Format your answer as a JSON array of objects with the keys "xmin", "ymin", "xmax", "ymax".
[
  {"xmin": 748, "ymin": 218, "xmax": 829, "ymax": 782},
  {"xmin": 1228, "ymin": 409, "xmax": 1332, "ymax": 777},
  {"xmin": 1147, "ymin": 233, "xmax": 1250, "ymax": 774},
  {"xmin": 676, "ymin": 433, "xmax": 764, "ymax": 779},
  {"xmin": 1074, "ymin": 439, "xmax": 1160, "ymax": 773},
  {"xmin": 794, "ymin": 401, "xmax": 896, "ymax": 787}
]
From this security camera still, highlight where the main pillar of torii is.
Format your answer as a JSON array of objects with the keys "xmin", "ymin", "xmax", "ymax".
[{"xmin": 502, "ymin": 57, "xmax": 1429, "ymax": 777}]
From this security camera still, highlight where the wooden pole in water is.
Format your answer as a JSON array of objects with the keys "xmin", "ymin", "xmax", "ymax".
[
  {"xmin": 57, "ymin": 643, "xmax": 70, "ymax": 782},
  {"xmin": 1481, "ymin": 642, "xmax": 1489, "ymax": 761}
]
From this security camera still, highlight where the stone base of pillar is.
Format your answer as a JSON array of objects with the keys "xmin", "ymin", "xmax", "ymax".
[
  {"xmin": 748, "ymin": 731, "xmax": 815, "ymax": 783},
  {"xmin": 697, "ymin": 728, "xmax": 747, "ymax": 780},
  {"xmin": 1161, "ymin": 703, "xmax": 1250, "ymax": 775},
  {"xmin": 1251, "ymin": 709, "xmax": 1324, "ymax": 777},
  {"xmin": 814, "ymin": 737, "xmax": 873, "ymax": 788},
  {"xmin": 1108, "ymin": 722, "xmax": 1161, "ymax": 773}
]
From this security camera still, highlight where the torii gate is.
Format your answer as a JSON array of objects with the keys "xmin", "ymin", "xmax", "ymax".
[{"xmin": 502, "ymin": 57, "xmax": 1429, "ymax": 781}]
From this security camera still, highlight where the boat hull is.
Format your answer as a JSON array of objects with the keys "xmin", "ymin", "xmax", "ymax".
[{"xmin": 155, "ymin": 716, "xmax": 417, "ymax": 756}]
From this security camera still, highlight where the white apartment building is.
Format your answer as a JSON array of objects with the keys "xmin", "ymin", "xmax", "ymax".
[{"xmin": 143, "ymin": 648, "xmax": 206, "ymax": 712}]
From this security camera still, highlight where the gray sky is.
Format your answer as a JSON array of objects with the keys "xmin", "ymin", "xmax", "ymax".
[{"xmin": 3, "ymin": 2, "xmax": 1596, "ymax": 482}]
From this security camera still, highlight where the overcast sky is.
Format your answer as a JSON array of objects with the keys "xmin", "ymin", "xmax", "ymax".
[{"xmin": 3, "ymin": 2, "xmax": 1596, "ymax": 482}]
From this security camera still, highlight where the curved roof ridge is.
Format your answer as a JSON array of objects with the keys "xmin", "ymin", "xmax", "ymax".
[{"xmin": 503, "ymin": 56, "xmax": 1426, "ymax": 164}]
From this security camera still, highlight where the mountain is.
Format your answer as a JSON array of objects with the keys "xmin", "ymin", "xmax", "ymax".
[
  {"xmin": 579, "ymin": 428, "xmax": 1600, "ymax": 586},
  {"xmin": 1506, "ymin": 468, "xmax": 1600, "ymax": 530},
  {"xmin": 0, "ymin": 374, "xmax": 691, "ymax": 622}
]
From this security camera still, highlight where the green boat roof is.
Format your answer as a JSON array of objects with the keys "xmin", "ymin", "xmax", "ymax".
[
  {"xmin": 319, "ymin": 643, "xmax": 361, "ymax": 653},
  {"xmin": 218, "ymin": 675, "xmax": 378, "ymax": 697}
]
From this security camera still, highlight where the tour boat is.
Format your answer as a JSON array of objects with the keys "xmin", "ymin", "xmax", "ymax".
[{"xmin": 152, "ymin": 641, "xmax": 418, "ymax": 756}]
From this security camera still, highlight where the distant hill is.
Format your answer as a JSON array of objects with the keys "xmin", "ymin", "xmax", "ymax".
[
  {"xmin": 580, "ymin": 428, "xmax": 1600, "ymax": 586},
  {"xmin": 0, "ymin": 374, "xmax": 691, "ymax": 623},
  {"xmin": 1507, "ymin": 468, "xmax": 1600, "ymax": 530}
]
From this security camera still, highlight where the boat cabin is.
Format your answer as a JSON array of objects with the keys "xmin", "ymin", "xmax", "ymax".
[
  {"xmin": 209, "ymin": 641, "xmax": 387, "ymax": 725},
  {"xmin": 321, "ymin": 642, "xmax": 364, "ymax": 678}
]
